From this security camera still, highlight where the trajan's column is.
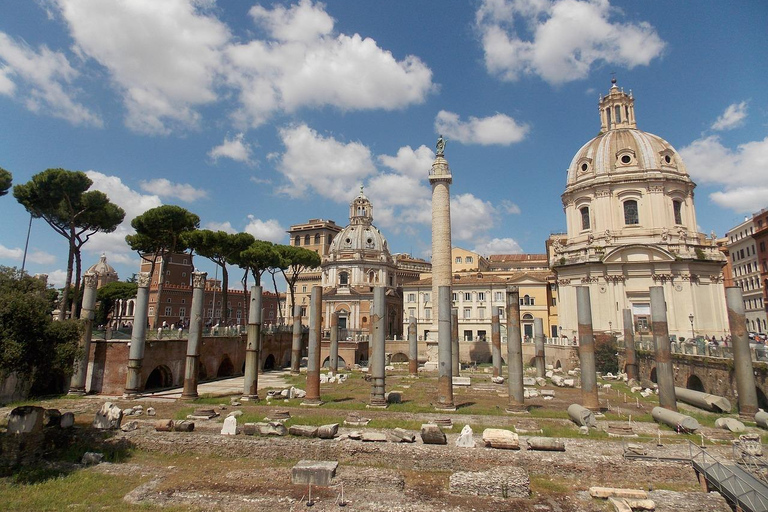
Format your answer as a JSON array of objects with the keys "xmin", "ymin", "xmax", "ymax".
[{"xmin": 430, "ymin": 135, "xmax": 455, "ymax": 409}]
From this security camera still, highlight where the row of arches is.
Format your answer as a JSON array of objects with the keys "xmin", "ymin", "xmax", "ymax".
[{"xmin": 142, "ymin": 353, "xmax": 281, "ymax": 391}]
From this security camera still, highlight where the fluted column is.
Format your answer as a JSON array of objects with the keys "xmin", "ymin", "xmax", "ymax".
[
  {"xmin": 181, "ymin": 271, "xmax": 206, "ymax": 400},
  {"xmin": 124, "ymin": 272, "xmax": 150, "ymax": 397},
  {"xmin": 69, "ymin": 272, "xmax": 98, "ymax": 395}
]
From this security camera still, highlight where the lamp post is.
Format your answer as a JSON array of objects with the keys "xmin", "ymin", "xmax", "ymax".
[{"xmin": 688, "ymin": 313, "xmax": 695, "ymax": 340}]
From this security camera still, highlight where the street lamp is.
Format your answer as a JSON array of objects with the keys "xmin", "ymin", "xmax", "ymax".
[{"xmin": 688, "ymin": 313, "xmax": 695, "ymax": 340}]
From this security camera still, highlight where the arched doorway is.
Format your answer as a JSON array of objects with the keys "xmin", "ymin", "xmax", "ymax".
[
  {"xmin": 263, "ymin": 354, "xmax": 276, "ymax": 370},
  {"xmin": 555, "ymin": 360, "xmax": 561, "ymax": 370},
  {"xmin": 145, "ymin": 365, "xmax": 173, "ymax": 390},
  {"xmin": 522, "ymin": 314, "xmax": 534, "ymax": 339},
  {"xmin": 650, "ymin": 367, "xmax": 657, "ymax": 384},
  {"xmin": 217, "ymin": 356, "xmax": 234, "ymax": 377},
  {"xmin": 686, "ymin": 374, "xmax": 705, "ymax": 392},
  {"xmin": 391, "ymin": 353, "xmax": 409, "ymax": 363}
]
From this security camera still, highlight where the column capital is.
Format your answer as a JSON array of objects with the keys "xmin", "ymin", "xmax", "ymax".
[
  {"xmin": 83, "ymin": 271, "xmax": 98, "ymax": 289},
  {"xmin": 192, "ymin": 270, "xmax": 207, "ymax": 289},
  {"xmin": 137, "ymin": 271, "xmax": 151, "ymax": 288}
]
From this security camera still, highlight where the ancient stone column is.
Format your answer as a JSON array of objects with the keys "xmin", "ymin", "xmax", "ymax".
[
  {"xmin": 242, "ymin": 285, "xmax": 262, "ymax": 401},
  {"xmin": 650, "ymin": 286, "xmax": 676, "ymax": 411},
  {"xmin": 726, "ymin": 286, "xmax": 758, "ymax": 417},
  {"xmin": 534, "ymin": 317, "xmax": 546, "ymax": 378},
  {"xmin": 451, "ymin": 308, "xmax": 460, "ymax": 377},
  {"xmin": 329, "ymin": 311, "xmax": 340, "ymax": 375},
  {"xmin": 491, "ymin": 314, "xmax": 502, "ymax": 379},
  {"xmin": 622, "ymin": 308, "xmax": 638, "ymax": 382},
  {"xmin": 429, "ymin": 137, "xmax": 453, "ymax": 348},
  {"xmin": 408, "ymin": 315, "xmax": 418, "ymax": 376},
  {"xmin": 290, "ymin": 305, "xmax": 302, "ymax": 374},
  {"xmin": 436, "ymin": 285, "xmax": 455, "ymax": 410},
  {"xmin": 576, "ymin": 286, "xmax": 599, "ymax": 410},
  {"xmin": 181, "ymin": 271, "xmax": 207, "ymax": 400},
  {"xmin": 506, "ymin": 286, "xmax": 524, "ymax": 411},
  {"xmin": 370, "ymin": 287, "xmax": 387, "ymax": 407},
  {"xmin": 124, "ymin": 272, "xmax": 150, "ymax": 397},
  {"xmin": 302, "ymin": 286, "xmax": 323, "ymax": 406},
  {"xmin": 68, "ymin": 272, "xmax": 98, "ymax": 395}
]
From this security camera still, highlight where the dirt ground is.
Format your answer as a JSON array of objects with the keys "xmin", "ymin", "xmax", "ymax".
[{"xmin": 3, "ymin": 368, "xmax": 755, "ymax": 511}]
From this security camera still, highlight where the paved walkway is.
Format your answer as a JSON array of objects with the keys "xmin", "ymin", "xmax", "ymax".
[{"xmin": 137, "ymin": 370, "xmax": 292, "ymax": 401}]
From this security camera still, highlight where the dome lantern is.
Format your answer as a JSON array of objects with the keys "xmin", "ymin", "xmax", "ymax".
[
  {"xmin": 349, "ymin": 186, "xmax": 373, "ymax": 227},
  {"xmin": 599, "ymin": 78, "xmax": 636, "ymax": 131}
]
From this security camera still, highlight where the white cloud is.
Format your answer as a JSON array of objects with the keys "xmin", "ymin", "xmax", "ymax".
[
  {"xmin": 55, "ymin": 0, "xmax": 229, "ymax": 134},
  {"xmin": 139, "ymin": 178, "xmax": 208, "ymax": 202},
  {"xmin": 711, "ymin": 101, "xmax": 748, "ymax": 131},
  {"xmin": 208, "ymin": 133, "xmax": 254, "ymax": 164},
  {"xmin": 473, "ymin": 237, "xmax": 523, "ymax": 256},
  {"xmin": 435, "ymin": 110, "xmax": 529, "ymax": 145},
  {"xmin": 680, "ymin": 135, "xmax": 768, "ymax": 214},
  {"xmin": 0, "ymin": 244, "xmax": 57, "ymax": 265},
  {"xmin": 476, "ymin": 0, "xmax": 665, "ymax": 85},
  {"xmin": 501, "ymin": 200, "xmax": 521, "ymax": 214},
  {"xmin": 47, "ymin": 269, "xmax": 68, "ymax": 288},
  {"xmin": 204, "ymin": 221, "xmax": 236, "ymax": 234},
  {"xmin": 0, "ymin": 31, "xmax": 101, "ymax": 125},
  {"xmin": 275, "ymin": 124, "xmax": 376, "ymax": 201},
  {"xmin": 451, "ymin": 193, "xmax": 498, "ymax": 242},
  {"xmin": 244, "ymin": 216, "xmax": 286, "ymax": 243},
  {"xmin": 377, "ymin": 145, "xmax": 434, "ymax": 179},
  {"xmin": 249, "ymin": 0, "xmax": 334, "ymax": 43}
]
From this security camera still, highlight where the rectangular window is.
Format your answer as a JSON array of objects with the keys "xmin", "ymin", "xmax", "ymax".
[
  {"xmin": 408, "ymin": 307, "xmax": 416, "ymax": 319},
  {"xmin": 477, "ymin": 330, "xmax": 486, "ymax": 341},
  {"xmin": 178, "ymin": 307, "xmax": 186, "ymax": 318},
  {"xmin": 424, "ymin": 308, "xmax": 431, "ymax": 320},
  {"xmin": 148, "ymin": 306, "xmax": 154, "ymax": 316},
  {"xmin": 477, "ymin": 307, "xmax": 485, "ymax": 319},
  {"xmin": 164, "ymin": 306, "xmax": 172, "ymax": 316},
  {"xmin": 463, "ymin": 330, "xmax": 473, "ymax": 341},
  {"xmin": 463, "ymin": 308, "xmax": 471, "ymax": 319},
  {"xmin": 423, "ymin": 293, "xmax": 430, "ymax": 302},
  {"xmin": 408, "ymin": 293, "xmax": 416, "ymax": 302},
  {"xmin": 455, "ymin": 256, "xmax": 462, "ymax": 263},
  {"xmin": 551, "ymin": 297, "xmax": 557, "ymax": 306},
  {"xmin": 302, "ymin": 285, "xmax": 307, "ymax": 293},
  {"xmin": 495, "ymin": 292, "xmax": 504, "ymax": 301},
  {"xmin": 452, "ymin": 292, "xmax": 458, "ymax": 302},
  {"xmin": 466, "ymin": 256, "xmax": 473, "ymax": 263},
  {"xmin": 300, "ymin": 307, "xmax": 307, "ymax": 316},
  {"xmin": 497, "ymin": 306, "xmax": 504, "ymax": 318},
  {"xmin": 478, "ymin": 292, "xmax": 485, "ymax": 301},
  {"xmin": 464, "ymin": 292, "xmax": 471, "ymax": 301}
]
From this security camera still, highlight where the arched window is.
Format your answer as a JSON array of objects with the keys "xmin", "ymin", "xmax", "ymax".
[
  {"xmin": 339, "ymin": 272, "xmax": 349, "ymax": 286},
  {"xmin": 623, "ymin": 200, "xmax": 639, "ymax": 225},
  {"xmin": 673, "ymin": 200, "xmax": 682, "ymax": 225},
  {"xmin": 314, "ymin": 234, "xmax": 320, "ymax": 244},
  {"xmin": 304, "ymin": 234, "xmax": 310, "ymax": 245},
  {"xmin": 294, "ymin": 236, "xmax": 300, "ymax": 246},
  {"xmin": 580, "ymin": 207, "xmax": 590, "ymax": 230}
]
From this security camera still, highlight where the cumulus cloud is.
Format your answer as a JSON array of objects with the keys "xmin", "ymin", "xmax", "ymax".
[
  {"xmin": 377, "ymin": 145, "xmax": 434, "ymax": 179},
  {"xmin": 55, "ymin": 0, "xmax": 229, "ymax": 134},
  {"xmin": 244, "ymin": 216, "xmax": 286, "ymax": 243},
  {"xmin": 46, "ymin": 269, "xmax": 69, "ymax": 288},
  {"xmin": 204, "ymin": 221, "xmax": 236, "ymax": 234},
  {"xmin": 0, "ymin": 31, "xmax": 101, "ymax": 125},
  {"xmin": 0, "ymin": 244, "xmax": 57, "ymax": 265},
  {"xmin": 711, "ymin": 101, "xmax": 748, "ymax": 131},
  {"xmin": 208, "ymin": 133, "xmax": 254, "ymax": 164},
  {"xmin": 139, "ymin": 178, "xmax": 208, "ymax": 202},
  {"xmin": 451, "ymin": 193, "xmax": 498, "ymax": 242},
  {"xmin": 435, "ymin": 111, "xmax": 529, "ymax": 145},
  {"xmin": 275, "ymin": 123, "xmax": 376, "ymax": 201},
  {"xmin": 473, "ymin": 237, "xmax": 523, "ymax": 256},
  {"xmin": 501, "ymin": 199, "xmax": 522, "ymax": 214},
  {"xmin": 476, "ymin": 0, "xmax": 665, "ymax": 85},
  {"xmin": 680, "ymin": 135, "xmax": 768, "ymax": 214}
]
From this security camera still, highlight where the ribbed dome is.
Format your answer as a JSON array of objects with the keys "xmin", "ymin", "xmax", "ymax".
[
  {"xmin": 327, "ymin": 188, "xmax": 391, "ymax": 258},
  {"xmin": 566, "ymin": 128, "xmax": 688, "ymax": 187},
  {"xmin": 87, "ymin": 253, "xmax": 118, "ymax": 278}
]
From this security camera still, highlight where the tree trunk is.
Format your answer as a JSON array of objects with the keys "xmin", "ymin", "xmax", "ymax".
[
  {"xmin": 221, "ymin": 264, "xmax": 229, "ymax": 325},
  {"xmin": 71, "ymin": 247, "xmax": 82, "ymax": 320},
  {"xmin": 270, "ymin": 270, "xmax": 283, "ymax": 325},
  {"xmin": 241, "ymin": 268, "xmax": 248, "ymax": 324},
  {"xmin": 59, "ymin": 242, "xmax": 75, "ymax": 321}
]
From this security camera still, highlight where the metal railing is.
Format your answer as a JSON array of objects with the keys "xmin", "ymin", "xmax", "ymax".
[
  {"xmin": 689, "ymin": 441, "xmax": 768, "ymax": 512},
  {"xmin": 628, "ymin": 338, "xmax": 768, "ymax": 363}
]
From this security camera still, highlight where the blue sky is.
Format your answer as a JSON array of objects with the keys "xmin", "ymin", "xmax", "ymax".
[{"xmin": 1, "ymin": 0, "xmax": 766, "ymax": 289}]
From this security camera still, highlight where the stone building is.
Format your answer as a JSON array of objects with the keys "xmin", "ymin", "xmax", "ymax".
[
  {"xmin": 550, "ymin": 79, "xmax": 727, "ymax": 340},
  {"xmin": 725, "ymin": 211, "xmax": 768, "ymax": 333},
  {"xmin": 86, "ymin": 253, "xmax": 119, "ymax": 288}
]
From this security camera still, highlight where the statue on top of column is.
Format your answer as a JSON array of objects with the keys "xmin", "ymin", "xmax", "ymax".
[{"xmin": 436, "ymin": 135, "xmax": 446, "ymax": 157}]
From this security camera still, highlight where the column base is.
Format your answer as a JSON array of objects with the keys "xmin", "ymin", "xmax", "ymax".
[
  {"xmin": 179, "ymin": 393, "xmax": 199, "ymax": 401},
  {"xmin": 122, "ymin": 391, "xmax": 140, "ymax": 399},
  {"xmin": 301, "ymin": 399, "xmax": 324, "ymax": 407},
  {"xmin": 240, "ymin": 395, "xmax": 259, "ymax": 402},
  {"xmin": 67, "ymin": 388, "xmax": 86, "ymax": 396},
  {"xmin": 367, "ymin": 398, "xmax": 388, "ymax": 409},
  {"xmin": 505, "ymin": 403, "xmax": 529, "ymax": 414},
  {"xmin": 434, "ymin": 403, "xmax": 457, "ymax": 412}
]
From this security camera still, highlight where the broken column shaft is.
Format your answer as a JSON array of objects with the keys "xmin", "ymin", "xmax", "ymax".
[
  {"xmin": 242, "ymin": 285, "xmax": 262, "ymax": 401},
  {"xmin": 491, "ymin": 314, "xmax": 502, "ymax": 379},
  {"xmin": 69, "ymin": 272, "xmax": 98, "ymax": 395},
  {"xmin": 650, "ymin": 286, "xmax": 676, "ymax": 411},
  {"xmin": 534, "ymin": 317, "xmax": 546, "ymax": 378},
  {"xmin": 451, "ymin": 308, "xmax": 460, "ymax": 377},
  {"xmin": 506, "ymin": 286, "xmax": 525, "ymax": 411},
  {"xmin": 124, "ymin": 272, "xmax": 150, "ymax": 397},
  {"xmin": 576, "ymin": 286, "xmax": 599, "ymax": 410},
  {"xmin": 622, "ymin": 308, "xmax": 638, "ymax": 382},
  {"xmin": 329, "ymin": 311, "xmax": 339, "ymax": 375},
  {"xmin": 303, "ymin": 286, "xmax": 323, "ymax": 406},
  {"xmin": 181, "ymin": 271, "xmax": 207, "ymax": 400},
  {"xmin": 726, "ymin": 286, "xmax": 758, "ymax": 417},
  {"xmin": 436, "ymin": 285, "xmax": 454, "ymax": 410},
  {"xmin": 290, "ymin": 305, "xmax": 302, "ymax": 374},
  {"xmin": 408, "ymin": 315, "xmax": 418, "ymax": 376},
  {"xmin": 370, "ymin": 286, "xmax": 387, "ymax": 407}
]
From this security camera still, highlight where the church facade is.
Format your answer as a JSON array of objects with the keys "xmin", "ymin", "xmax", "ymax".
[{"xmin": 549, "ymin": 80, "xmax": 728, "ymax": 340}]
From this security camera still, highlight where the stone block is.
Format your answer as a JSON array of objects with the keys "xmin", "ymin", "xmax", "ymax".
[
  {"xmin": 289, "ymin": 425, "xmax": 318, "ymax": 438},
  {"xmin": 154, "ymin": 419, "xmax": 174, "ymax": 432},
  {"xmin": 317, "ymin": 423, "xmax": 339, "ymax": 439},
  {"xmin": 226, "ymin": 410, "xmax": 243, "ymax": 418},
  {"xmin": 588, "ymin": 487, "xmax": 648, "ymax": 500},
  {"xmin": 420, "ymin": 423, "xmax": 447, "ymax": 445},
  {"xmin": 389, "ymin": 428, "xmax": 416, "ymax": 443},
  {"xmin": 526, "ymin": 437, "xmax": 565, "ymax": 451},
  {"xmin": 120, "ymin": 420, "xmax": 139, "ymax": 432},
  {"xmin": 81, "ymin": 452, "xmax": 104, "ymax": 465},
  {"xmin": 291, "ymin": 460, "xmax": 338, "ymax": 486},
  {"xmin": 423, "ymin": 361, "xmax": 438, "ymax": 371},
  {"xmin": 523, "ymin": 377, "xmax": 537, "ymax": 386},
  {"xmin": 361, "ymin": 432, "xmax": 388, "ymax": 442},
  {"xmin": 455, "ymin": 425, "xmax": 476, "ymax": 448},
  {"xmin": 8, "ymin": 406, "xmax": 45, "ymax": 434},
  {"xmin": 715, "ymin": 417, "xmax": 745, "ymax": 432},
  {"xmin": 60, "ymin": 412, "xmax": 75, "ymax": 428},
  {"xmin": 482, "ymin": 428, "xmax": 520, "ymax": 450},
  {"xmin": 452, "ymin": 376, "xmax": 471, "ymax": 386},
  {"xmin": 449, "ymin": 466, "xmax": 529, "ymax": 498},
  {"xmin": 220, "ymin": 416, "xmax": 237, "ymax": 435},
  {"xmin": 491, "ymin": 376, "xmax": 505, "ymax": 384},
  {"xmin": 93, "ymin": 402, "xmax": 123, "ymax": 430},
  {"xmin": 174, "ymin": 420, "xmax": 195, "ymax": 432},
  {"xmin": 146, "ymin": 407, "xmax": 156, "ymax": 417}
]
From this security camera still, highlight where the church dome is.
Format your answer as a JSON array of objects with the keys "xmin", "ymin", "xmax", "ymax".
[
  {"xmin": 327, "ymin": 188, "xmax": 391, "ymax": 258},
  {"xmin": 86, "ymin": 253, "xmax": 119, "ymax": 288},
  {"xmin": 565, "ymin": 80, "xmax": 689, "ymax": 190}
]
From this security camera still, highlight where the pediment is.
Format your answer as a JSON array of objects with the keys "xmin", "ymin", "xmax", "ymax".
[{"xmin": 602, "ymin": 244, "xmax": 675, "ymax": 264}]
